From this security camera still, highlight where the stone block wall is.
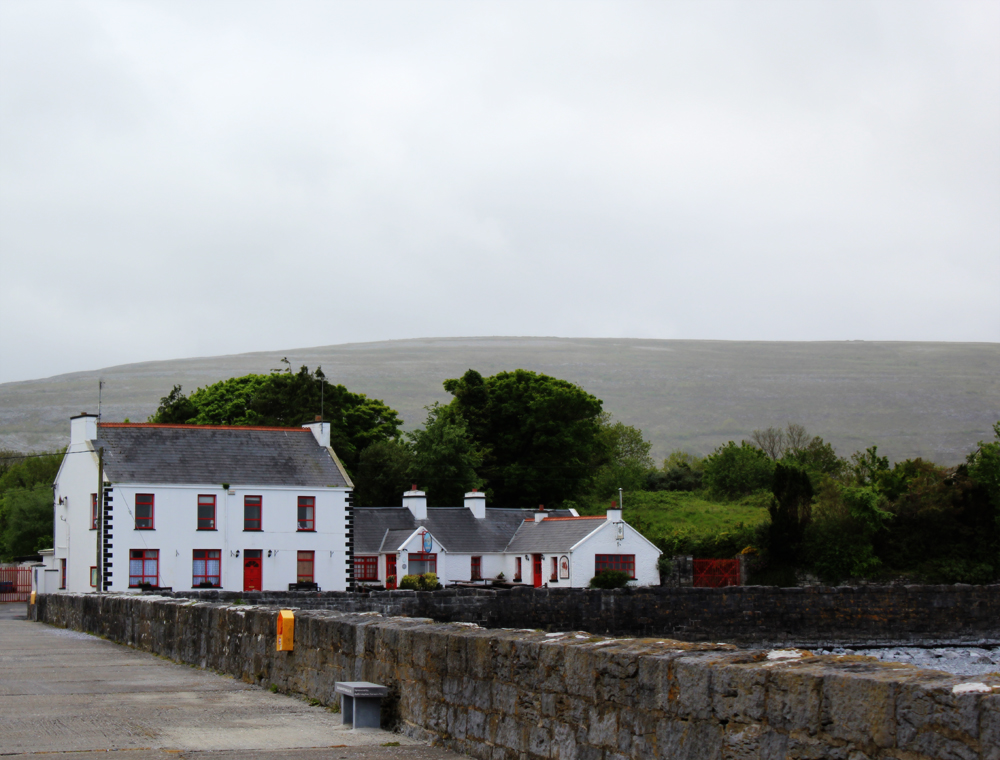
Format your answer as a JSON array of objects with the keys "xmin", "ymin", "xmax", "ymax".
[
  {"xmin": 31, "ymin": 593, "xmax": 1000, "ymax": 760},
  {"xmin": 157, "ymin": 583, "xmax": 1000, "ymax": 647}
]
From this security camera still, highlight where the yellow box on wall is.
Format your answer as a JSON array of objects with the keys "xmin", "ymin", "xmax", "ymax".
[{"xmin": 276, "ymin": 610, "xmax": 294, "ymax": 651}]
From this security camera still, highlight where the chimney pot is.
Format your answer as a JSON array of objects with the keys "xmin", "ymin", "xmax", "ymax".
[{"xmin": 315, "ymin": 415, "xmax": 322, "ymax": 422}]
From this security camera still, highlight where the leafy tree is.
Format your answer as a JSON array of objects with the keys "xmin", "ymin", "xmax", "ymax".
[
  {"xmin": 662, "ymin": 450, "xmax": 704, "ymax": 472},
  {"xmin": 702, "ymin": 441, "xmax": 775, "ymax": 499},
  {"xmin": 149, "ymin": 366, "xmax": 402, "ymax": 477},
  {"xmin": 442, "ymin": 369, "xmax": 604, "ymax": 507},
  {"xmin": 768, "ymin": 464, "xmax": 813, "ymax": 564},
  {"xmin": 967, "ymin": 421, "xmax": 1000, "ymax": 515},
  {"xmin": 850, "ymin": 446, "xmax": 890, "ymax": 488},
  {"xmin": 0, "ymin": 485, "xmax": 54, "ymax": 559},
  {"xmin": 782, "ymin": 436, "xmax": 845, "ymax": 478},
  {"xmin": 590, "ymin": 414, "xmax": 654, "ymax": 498},
  {"xmin": 408, "ymin": 404, "xmax": 484, "ymax": 506},
  {"xmin": 803, "ymin": 482, "xmax": 890, "ymax": 583},
  {"xmin": 353, "ymin": 440, "xmax": 415, "ymax": 507}
]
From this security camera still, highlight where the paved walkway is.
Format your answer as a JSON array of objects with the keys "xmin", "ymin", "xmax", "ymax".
[{"xmin": 0, "ymin": 604, "xmax": 463, "ymax": 759}]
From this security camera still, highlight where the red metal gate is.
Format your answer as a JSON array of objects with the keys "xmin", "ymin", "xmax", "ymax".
[
  {"xmin": 692, "ymin": 559, "xmax": 740, "ymax": 588},
  {"xmin": 0, "ymin": 567, "xmax": 32, "ymax": 602}
]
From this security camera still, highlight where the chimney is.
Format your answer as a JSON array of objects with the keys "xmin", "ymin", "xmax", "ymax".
[
  {"xmin": 606, "ymin": 500, "xmax": 622, "ymax": 523},
  {"xmin": 464, "ymin": 489, "xmax": 486, "ymax": 519},
  {"xmin": 534, "ymin": 504, "xmax": 546, "ymax": 523},
  {"xmin": 403, "ymin": 485, "xmax": 427, "ymax": 520},
  {"xmin": 70, "ymin": 413, "xmax": 98, "ymax": 447},
  {"xmin": 302, "ymin": 419, "xmax": 330, "ymax": 448}
]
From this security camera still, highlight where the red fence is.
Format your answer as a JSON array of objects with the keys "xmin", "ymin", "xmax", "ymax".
[
  {"xmin": 692, "ymin": 559, "xmax": 740, "ymax": 588},
  {"xmin": 0, "ymin": 566, "xmax": 32, "ymax": 602}
]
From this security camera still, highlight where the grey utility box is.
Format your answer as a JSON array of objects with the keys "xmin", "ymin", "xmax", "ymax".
[{"xmin": 334, "ymin": 681, "xmax": 388, "ymax": 729}]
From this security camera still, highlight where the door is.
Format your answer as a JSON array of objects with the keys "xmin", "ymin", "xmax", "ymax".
[
  {"xmin": 386, "ymin": 554, "xmax": 397, "ymax": 590},
  {"xmin": 533, "ymin": 554, "xmax": 543, "ymax": 588},
  {"xmin": 243, "ymin": 550, "xmax": 262, "ymax": 591}
]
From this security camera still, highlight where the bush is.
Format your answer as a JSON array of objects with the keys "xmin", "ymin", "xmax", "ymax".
[
  {"xmin": 588, "ymin": 570, "xmax": 631, "ymax": 589},
  {"xmin": 398, "ymin": 574, "xmax": 421, "ymax": 590},
  {"xmin": 702, "ymin": 442, "xmax": 775, "ymax": 500}
]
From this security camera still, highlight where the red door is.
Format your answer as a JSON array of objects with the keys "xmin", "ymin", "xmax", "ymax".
[
  {"xmin": 386, "ymin": 555, "xmax": 397, "ymax": 590},
  {"xmin": 243, "ymin": 551, "xmax": 262, "ymax": 591},
  {"xmin": 533, "ymin": 554, "xmax": 543, "ymax": 588}
]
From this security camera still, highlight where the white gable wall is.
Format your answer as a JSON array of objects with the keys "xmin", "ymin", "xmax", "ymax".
[
  {"xmin": 52, "ymin": 439, "xmax": 101, "ymax": 593},
  {"xmin": 570, "ymin": 520, "xmax": 661, "ymax": 587}
]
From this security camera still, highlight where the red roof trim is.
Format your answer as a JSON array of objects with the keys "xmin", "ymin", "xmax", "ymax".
[
  {"xmin": 98, "ymin": 423, "xmax": 310, "ymax": 432},
  {"xmin": 541, "ymin": 516, "xmax": 607, "ymax": 521}
]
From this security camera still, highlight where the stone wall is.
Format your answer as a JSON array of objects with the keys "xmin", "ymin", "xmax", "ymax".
[
  {"xmin": 155, "ymin": 583, "xmax": 1000, "ymax": 647},
  {"xmin": 31, "ymin": 593, "xmax": 1000, "ymax": 760}
]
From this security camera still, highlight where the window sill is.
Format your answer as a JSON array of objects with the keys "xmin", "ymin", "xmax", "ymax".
[
  {"xmin": 297, "ymin": 529, "xmax": 316, "ymax": 533},
  {"xmin": 243, "ymin": 528, "xmax": 262, "ymax": 532},
  {"xmin": 197, "ymin": 528, "xmax": 217, "ymax": 531},
  {"xmin": 134, "ymin": 527, "xmax": 155, "ymax": 531}
]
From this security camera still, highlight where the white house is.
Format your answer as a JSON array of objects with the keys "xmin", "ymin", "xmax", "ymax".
[
  {"xmin": 353, "ymin": 488, "xmax": 661, "ymax": 588},
  {"xmin": 50, "ymin": 414, "xmax": 353, "ymax": 593}
]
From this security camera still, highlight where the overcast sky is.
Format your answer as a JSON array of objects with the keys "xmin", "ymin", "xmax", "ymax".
[{"xmin": 1, "ymin": 0, "xmax": 997, "ymax": 384}]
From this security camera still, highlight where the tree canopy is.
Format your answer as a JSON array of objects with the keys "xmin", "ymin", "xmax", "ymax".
[
  {"xmin": 442, "ymin": 369, "xmax": 604, "ymax": 507},
  {"xmin": 0, "ymin": 450, "xmax": 63, "ymax": 560},
  {"xmin": 151, "ymin": 364, "xmax": 402, "ymax": 477}
]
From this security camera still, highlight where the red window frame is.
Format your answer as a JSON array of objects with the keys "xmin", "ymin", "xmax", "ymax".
[
  {"xmin": 244, "ymin": 495, "xmax": 262, "ymax": 531},
  {"xmin": 550, "ymin": 556, "xmax": 558, "ymax": 582},
  {"xmin": 135, "ymin": 494, "xmax": 154, "ymax": 530},
  {"xmin": 514, "ymin": 557, "xmax": 522, "ymax": 582},
  {"xmin": 192, "ymin": 549, "xmax": 221, "ymax": 587},
  {"xmin": 408, "ymin": 552, "xmax": 436, "ymax": 575},
  {"xmin": 595, "ymin": 554, "xmax": 635, "ymax": 579},
  {"xmin": 471, "ymin": 556, "xmax": 482, "ymax": 581},
  {"xmin": 354, "ymin": 555, "xmax": 378, "ymax": 581},
  {"xmin": 297, "ymin": 496, "xmax": 315, "ymax": 532},
  {"xmin": 129, "ymin": 549, "xmax": 159, "ymax": 587},
  {"xmin": 297, "ymin": 550, "xmax": 314, "ymax": 583},
  {"xmin": 91, "ymin": 493, "xmax": 98, "ymax": 530},
  {"xmin": 197, "ymin": 495, "xmax": 216, "ymax": 530}
]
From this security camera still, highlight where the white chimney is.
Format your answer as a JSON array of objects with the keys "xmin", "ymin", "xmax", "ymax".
[
  {"xmin": 534, "ymin": 505, "xmax": 546, "ymax": 523},
  {"xmin": 464, "ymin": 490, "xmax": 486, "ymax": 519},
  {"xmin": 70, "ymin": 413, "xmax": 98, "ymax": 447},
  {"xmin": 606, "ymin": 504, "xmax": 622, "ymax": 523},
  {"xmin": 403, "ymin": 485, "xmax": 427, "ymax": 520},
  {"xmin": 302, "ymin": 417, "xmax": 330, "ymax": 448}
]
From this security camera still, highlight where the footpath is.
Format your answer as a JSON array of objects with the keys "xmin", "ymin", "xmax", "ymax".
[{"xmin": 0, "ymin": 603, "xmax": 462, "ymax": 759}]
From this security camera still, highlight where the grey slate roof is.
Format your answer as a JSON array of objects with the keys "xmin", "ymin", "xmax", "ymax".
[
  {"xmin": 505, "ymin": 517, "xmax": 607, "ymax": 553},
  {"xmin": 96, "ymin": 424, "xmax": 350, "ymax": 488},
  {"xmin": 353, "ymin": 507, "xmax": 577, "ymax": 554}
]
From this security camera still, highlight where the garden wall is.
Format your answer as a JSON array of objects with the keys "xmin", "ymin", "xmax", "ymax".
[
  {"xmin": 30, "ymin": 593, "xmax": 1000, "ymax": 760},
  {"xmin": 155, "ymin": 583, "xmax": 1000, "ymax": 647}
]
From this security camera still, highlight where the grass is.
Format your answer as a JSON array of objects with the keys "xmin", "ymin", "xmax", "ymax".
[{"xmin": 578, "ymin": 490, "xmax": 769, "ymax": 543}]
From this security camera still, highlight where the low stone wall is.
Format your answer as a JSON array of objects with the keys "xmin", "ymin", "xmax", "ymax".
[
  {"xmin": 31, "ymin": 593, "xmax": 1000, "ymax": 760},
  {"xmin": 155, "ymin": 583, "xmax": 1000, "ymax": 647}
]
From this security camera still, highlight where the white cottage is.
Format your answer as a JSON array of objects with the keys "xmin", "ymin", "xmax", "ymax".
[
  {"xmin": 50, "ymin": 414, "xmax": 353, "ymax": 593},
  {"xmin": 353, "ymin": 488, "xmax": 661, "ymax": 588}
]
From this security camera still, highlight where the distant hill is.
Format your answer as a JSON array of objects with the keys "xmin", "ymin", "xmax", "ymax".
[{"xmin": 1, "ymin": 337, "xmax": 997, "ymax": 465}]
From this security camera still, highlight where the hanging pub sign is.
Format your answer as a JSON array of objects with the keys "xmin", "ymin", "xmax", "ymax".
[{"xmin": 421, "ymin": 530, "xmax": 433, "ymax": 553}]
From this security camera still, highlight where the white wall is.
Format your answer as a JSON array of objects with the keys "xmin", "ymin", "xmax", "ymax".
[
  {"xmin": 571, "ymin": 521, "xmax": 661, "ymax": 587},
  {"xmin": 51, "ymin": 438, "xmax": 101, "ymax": 593}
]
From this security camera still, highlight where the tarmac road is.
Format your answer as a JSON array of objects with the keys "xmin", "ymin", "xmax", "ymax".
[{"xmin": 0, "ymin": 603, "xmax": 463, "ymax": 760}]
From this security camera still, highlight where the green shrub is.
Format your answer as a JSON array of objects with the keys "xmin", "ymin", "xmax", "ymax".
[
  {"xmin": 588, "ymin": 570, "xmax": 631, "ymax": 589},
  {"xmin": 398, "ymin": 574, "xmax": 421, "ymax": 590},
  {"xmin": 702, "ymin": 442, "xmax": 775, "ymax": 500},
  {"xmin": 419, "ymin": 572, "xmax": 442, "ymax": 590}
]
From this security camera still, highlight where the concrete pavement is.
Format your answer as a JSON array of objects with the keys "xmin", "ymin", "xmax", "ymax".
[{"xmin": 0, "ymin": 603, "xmax": 463, "ymax": 759}]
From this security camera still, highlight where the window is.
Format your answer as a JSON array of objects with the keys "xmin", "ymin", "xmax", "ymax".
[
  {"xmin": 59, "ymin": 559, "xmax": 66, "ymax": 589},
  {"xmin": 197, "ymin": 495, "xmax": 216, "ymax": 530},
  {"xmin": 354, "ymin": 556, "xmax": 378, "ymax": 581},
  {"xmin": 408, "ymin": 552, "xmax": 436, "ymax": 575},
  {"xmin": 471, "ymin": 556, "xmax": 482, "ymax": 581},
  {"xmin": 129, "ymin": 549, "xmax": 159, "ymax": 587},
  {"xmin": 595, "ymin": 554, "xmax": 635, "ymax": 579},
  {"xmin": 244, "ymin": 495, "xmax": 262, "ymax": 531},
  {"xmin": 90, "ymin": 566, "xmax": 98, "ymax": 588},
  {"xmin": 515, "ymin": 557, "xmax": 522, "ymax": 582},
  {"xmin": 135, "ymin": 494, "xmax": 154, "ymax": 529},
  {"xmin": 297, "ymin": 551, "xmax": 314, "ymax": 583},
  {"xmin": 550, "ymin": 556, "xmax": 558, "ymax": 582},
  {"xmin": 91, "ymin": 493, "xmax": 98, "ymax": 530},
  {"xmin": 192, "ymin": 549, "xmax": 221, "ymax": 587},
  {"xmin": 297, "ymin": 496, "xmax": 315, "ymax": 531}
]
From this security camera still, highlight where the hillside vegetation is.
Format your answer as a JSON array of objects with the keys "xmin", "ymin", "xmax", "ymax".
[{"xmin": 2, "ymin": 338, "xmax": 998, "ymax": 464}]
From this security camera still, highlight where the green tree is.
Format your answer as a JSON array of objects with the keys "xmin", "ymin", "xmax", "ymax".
[
  {"xmin": 408, "ymin": 404, "xmax": 484, "ymax": 507},
  {"xmin": 967, "ymin": 422, "xmax": 1000, "ymax": 514},
  {"xmin": 0, "ymin": 485, "xmax": 54, "ymax": 559},
  {"xmin": 442, "ymin": 369, "xmax": 604, "ymax": 507},
  {"xmin": 702, "ymin": 441, "xmax": 775, "ymax": 500},
  {"xmin": 768, "ymin": 463, "xmax": 814, "ymax": 564},
  {"xmin": 590, "ymin": 414, "xmax": 654, "ymax": 498},
  {"xmin": 150, "ymin": 366, "xmax": 402, "ymax": 477},
  {"xmin": 850, "ymin": 446, "xmax": 890, "ymax": 488},
  {"xmin": 353, "ymin": 440, "xmax": 415, "ymax": 507}
]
